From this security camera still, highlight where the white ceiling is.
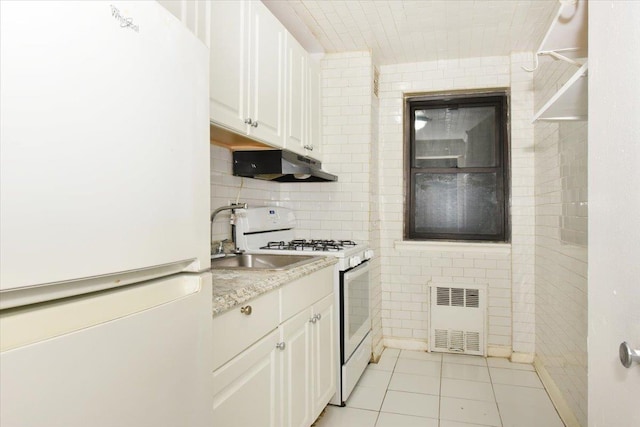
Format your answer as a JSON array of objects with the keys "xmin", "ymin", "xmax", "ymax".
[{"xmin": 264, "ymin": 0, "xmax": 560, "ymax": 65}]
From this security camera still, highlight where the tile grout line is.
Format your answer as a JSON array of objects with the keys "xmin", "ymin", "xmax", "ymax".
[
  {"xmin": 373, "ymin": 350, "xmax": 399, "ymax": 427},
  {"xmin": 487, "ymin": 364, "xmax": 505, "ymax": 427},
  {"xmin": 438, "ymin": 353, "xmax": 443, "ymax": 427}
]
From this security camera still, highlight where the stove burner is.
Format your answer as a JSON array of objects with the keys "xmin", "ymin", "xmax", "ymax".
[
  {"xmin": 262, "ymin": 241, "xmax": 288, "ymax": 250},
  {"xmin": 260, "ymin": 239, "xmax": 357, "ymax": 252}
]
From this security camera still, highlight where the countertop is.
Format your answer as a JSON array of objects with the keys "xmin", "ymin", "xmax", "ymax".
[{"xmin": 210, "ymin": 256, "xmax": 337, "ymax": 317}]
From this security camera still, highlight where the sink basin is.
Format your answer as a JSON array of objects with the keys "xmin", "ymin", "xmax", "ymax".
[{"xmin": 210, "ymin": 254, "xmax": 318, "ymax": 270}]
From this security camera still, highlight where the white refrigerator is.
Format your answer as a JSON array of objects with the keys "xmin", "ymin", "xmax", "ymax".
[{"xmin": 0, "ymin": 2, "xmax": 212, "ymax": 426}]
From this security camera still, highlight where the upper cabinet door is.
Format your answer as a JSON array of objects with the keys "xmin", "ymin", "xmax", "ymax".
[
  {"xmin": 307, "ymin": 58, "xmax": 322, "ymax": 159},
  {"xmin": 285, "ymin": 34, "xmax": 307, "ymax": 156},
  {"xmin": 157, "ymin": 1, "xmax": 210, "ymax": 47},
  {"xmin": 248, "ymin": 1, "xmax": 286, "ymax": 146},
  {"xmin": 209, "ymin": 0, "xmax": 250, "ymax": 134}
]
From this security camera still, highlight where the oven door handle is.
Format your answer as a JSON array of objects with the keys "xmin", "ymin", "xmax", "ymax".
[{"xmin": 343, "ymin": 260, "xmax": 370, "ymax": 281}]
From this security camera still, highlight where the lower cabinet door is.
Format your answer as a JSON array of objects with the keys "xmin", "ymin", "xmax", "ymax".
[
  {"xmin": 212, "ymin": 329, "xmax": 281, "ymax": 427},
  {"xmin": 312, "ymin": 294, "xmax": 337, "ymax": 419},
  {"xmin": 280, "ymin": 308, "xmax": 313, "ymax": 427}
]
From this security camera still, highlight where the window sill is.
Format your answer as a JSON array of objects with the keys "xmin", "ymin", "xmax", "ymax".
[{"xmin": 394, "ymin": 240, "xmax": 511, "ymax": 254}]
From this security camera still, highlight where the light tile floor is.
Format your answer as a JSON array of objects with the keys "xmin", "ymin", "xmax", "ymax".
[{"xmin": 313, "ymin": 348, "xmax": 565, "ymax": 427}]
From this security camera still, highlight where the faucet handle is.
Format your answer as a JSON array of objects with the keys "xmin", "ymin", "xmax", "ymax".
[{"xmin": 212, "ymin": 239, "xmax": 230, "ymax": 255}]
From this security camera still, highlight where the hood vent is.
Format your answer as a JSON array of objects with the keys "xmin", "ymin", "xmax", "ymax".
[{"xmin": 233, "ymin": 149, "xmax": 337, "ymax": 183}]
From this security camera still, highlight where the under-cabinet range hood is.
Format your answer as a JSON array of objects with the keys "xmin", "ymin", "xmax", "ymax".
[{"xmin": 232, "ymin": 149, "xmax": 337, "ymax": 182}]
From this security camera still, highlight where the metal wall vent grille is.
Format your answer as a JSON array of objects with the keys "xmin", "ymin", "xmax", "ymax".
[
  {"xmin": 429, "ymin": 284, "xmax": 487, "ymax": 356},
  {"xmin": 437, "ymin": 287, "xmax": 480, "ymax": 308}
]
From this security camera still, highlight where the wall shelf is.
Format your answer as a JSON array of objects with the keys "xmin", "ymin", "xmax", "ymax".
[
  {"xmin": 533, "ymin": 61, "xmax": 588, "ymax": 122},
  {"xmin": 524, "ymin": 0, "xmax": 588, "ymax": 72},
  {"xmin": 530, "ymin": 0, "xmax": 588, "ymax": 122},
  {"xmin": 538, "ymin": 0, "xmax": 588, "ymax": 60}
]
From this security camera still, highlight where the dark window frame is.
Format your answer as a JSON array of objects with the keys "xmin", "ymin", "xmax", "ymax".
[{"xmin": 404, "ymin": 91, "xmax": 511, "ymax": 242}]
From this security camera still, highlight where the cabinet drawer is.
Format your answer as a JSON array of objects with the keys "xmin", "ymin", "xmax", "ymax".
[
  {"xmin": 212, "ymin": 289, "xmax": 280, "ymax": 371},
  {"xmin": 280, "ymin": 266, "xmax": 333, "ymax": 322}
]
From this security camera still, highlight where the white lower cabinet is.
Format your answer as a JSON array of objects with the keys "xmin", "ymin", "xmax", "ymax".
[
  {"xmin": 280, "ymin": 306, "xmax": 313, "ymax": 427},
  {"xmin": 212, "ymin": 266, "xmax": 335, "ymax": 427},
  {"xmin": 279, "ymin": 293, "xmax": 336, "ymax": 426},
  {"xmin": 311, "ymin": 294, "xmax": 336, "ymax": 418},
  {"xmin": 212, "ymin": 329, "xmax": 281, "ymax": 427}
]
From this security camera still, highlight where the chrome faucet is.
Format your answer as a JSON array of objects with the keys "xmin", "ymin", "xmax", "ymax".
[{"xmin": 210, "ymin": 202, "xmax": 247, "ymax": 257}]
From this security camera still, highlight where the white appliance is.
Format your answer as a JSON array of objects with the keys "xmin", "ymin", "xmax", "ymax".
[
  {"xmin": 234, "ymin": 207, "xmax": 374, "ymax": 406},
  {"xmin": 0, "ymin": 2, "xmax": 211, "ymax": 426}
]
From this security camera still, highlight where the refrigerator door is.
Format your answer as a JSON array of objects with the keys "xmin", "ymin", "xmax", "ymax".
[
  {"xmin": 0, "ymin": 2, "xmax": 210, "ymax": 294},
  {"xmin": 0, "ymin": 272, "xmax": 213, "ymax": 427}
]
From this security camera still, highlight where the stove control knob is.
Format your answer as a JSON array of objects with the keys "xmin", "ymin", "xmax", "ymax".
[
  {"xmin": 364, "ymin": 249, "xmax": 374, "ymax": 260},
  {"xmin": 349, "ymin": 256, "xmax": 362, "ymax": 268}
]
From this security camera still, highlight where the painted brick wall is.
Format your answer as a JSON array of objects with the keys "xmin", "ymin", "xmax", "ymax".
[
  {"xmin": 377, "ymin": 54, "xmax": 536, "ymax": 356},
  {"xmin": 534, "ymin": 58, "xmax": 588, "ymax": 426},
  {"xmin": 510, "ymin": 52, "xmax": 536, "ymax": 357}
]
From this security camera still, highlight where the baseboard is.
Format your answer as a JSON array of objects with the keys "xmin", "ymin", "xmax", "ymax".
[
  {"xmin": 371, "ymin": 339, "xmax": 385, "ymax": 363},
  {"xmin": 487, "ymin": 345, "xmax": 512, "ymax": 358},
  {"xmin": 534, "ymin": 357, "xmax": 582, "ymax": 427},
  {"xmin": 510, "ymin": 351, "xmax": 535, "ymax": 364},
  {"xmin": 382, "ymin": 337, "xmax": 429, "ymax": 351},
  {"xmin": 383, "ymin": 340, "xmax": 516, "ymax": 358}
]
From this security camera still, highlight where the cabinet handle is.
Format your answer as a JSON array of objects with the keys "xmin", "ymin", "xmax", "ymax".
[
  {"xmin": 315, "ymin": 313, "xmax": 321, "ymax": 321},
  {"xmin": 309, "ymin": 316, "xmax": 317, "ymax": 324},
  {"xmin": 276, "ymin": 342, "xmax": 286, "ymax": 350},
  {"xmin": 240, "ymin": 305, "xmax": 252, "ymax": 315},
  {"xmin": 251, "ymin": 121, "xmax": 259, "ymax": 128},
  {"xmin": 303, "ymin": 144, "xmax": 314, "ymax": 151},
  {"xmin": 244, "ymin": 118, "xmax": 253, "ymax": 125}
]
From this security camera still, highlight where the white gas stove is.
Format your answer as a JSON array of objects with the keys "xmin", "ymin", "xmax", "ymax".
[
  {"xmin": 234, "ymin": 207, "xmax": 373, "ymax": 406},
  {"xmin": 234, "ymin": 207, "xmax": 372, "ymax": 271}
]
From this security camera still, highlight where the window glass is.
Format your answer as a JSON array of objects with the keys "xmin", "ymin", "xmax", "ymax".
[
  {"xmin": 413, "ymin": 106, "xmax": 496, "ymax": 168},
  {"xmin": 413, "ymin": 173, "xmax": 499, "ymax": 235}
]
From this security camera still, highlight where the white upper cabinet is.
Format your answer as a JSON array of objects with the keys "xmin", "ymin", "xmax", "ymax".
[
  {"xmin": 285, "ymin": 35, "xmax": 323, "ymax": 160},
  {"xmin": 307, "ymin": 58, "xmax": 322, "ymax": 159},
  {"xmin": 209, "ymin": 0, "xmax": 285, "ymax": 148},
  {"xmin": 209, "ymin": 1, "xmax": 251, "ymax": 136},
  {"xmin": 285, "ymin": 34, "xmax": 308, "ymax": 156},
  {"xmin": 248, "ymin": 1, "xmax": 286, "ymax": 146},
  {"xmin": 157, "ymin": 0, "xmax": 210, "ymax": 46},
  {"xmin": 209, "ymin": 0, "xmax": 322, "ymax": 158}
]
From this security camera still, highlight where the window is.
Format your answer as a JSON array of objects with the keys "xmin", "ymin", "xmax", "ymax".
[{"xmin": 405, "ymin": 93, "xmax": 509, "ymax": 242}]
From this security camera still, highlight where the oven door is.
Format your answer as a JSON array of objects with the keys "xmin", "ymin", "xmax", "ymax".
[{"xmin": 341, "ymin": 260, "xmax": 371, "ymax": 363}]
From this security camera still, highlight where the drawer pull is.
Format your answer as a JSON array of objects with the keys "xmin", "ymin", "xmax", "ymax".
[
  {"xmin": 240, "ymin": 305, "xmax": 252, "ymax": 315},
  {"xmin": 276, "ymin": 342, "xmax": 286, "ymax": 350}
]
